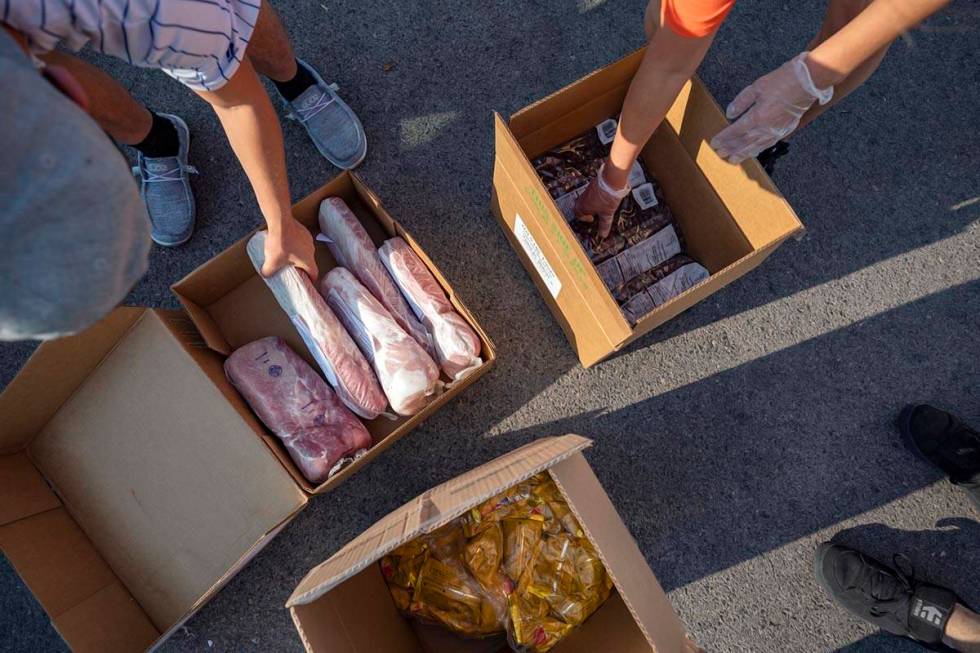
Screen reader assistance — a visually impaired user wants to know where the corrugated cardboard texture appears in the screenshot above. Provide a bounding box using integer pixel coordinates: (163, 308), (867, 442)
(290, 562), (422, 653)
(173, 172), (496, 495)
(0, 307), (143, 454)
(287, 435), (592, 608)
(492, 48), (803, 367)
(27, 310), (306, 630)
(0, 452), (60, 525)
(492, 115), (630, 365)
(550, 454), (687, 653)
(664, 81), (802, 250)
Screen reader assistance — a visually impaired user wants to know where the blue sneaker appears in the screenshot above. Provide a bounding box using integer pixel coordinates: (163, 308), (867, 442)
(133, 113), (198, 247)
(282, 59), (367, 170)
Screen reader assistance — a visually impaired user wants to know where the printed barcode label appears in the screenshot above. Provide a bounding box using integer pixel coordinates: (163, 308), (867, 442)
(633, 183), (658, 210)
(513, 214), (562, 299)
(596, 119), (618, 145)
(628, 161), (647, 188)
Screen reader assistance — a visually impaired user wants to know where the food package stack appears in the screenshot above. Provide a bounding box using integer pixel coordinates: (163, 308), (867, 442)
(532, 119), (709, 323)
(380, 473), (613, 652)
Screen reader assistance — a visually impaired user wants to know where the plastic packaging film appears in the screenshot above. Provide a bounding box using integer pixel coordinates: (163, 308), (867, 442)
(380, 474), (613, 652)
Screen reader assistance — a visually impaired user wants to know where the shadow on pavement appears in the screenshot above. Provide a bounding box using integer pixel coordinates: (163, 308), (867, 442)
(489, 280), (980, 594)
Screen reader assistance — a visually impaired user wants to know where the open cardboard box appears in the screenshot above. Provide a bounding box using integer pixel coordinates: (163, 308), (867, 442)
(173, 171), (496, 494)
(491, 48), (804, 367)
(0, 174), (494, 651)
(0, 307), (308, 652)
(287, 435), (690, 653)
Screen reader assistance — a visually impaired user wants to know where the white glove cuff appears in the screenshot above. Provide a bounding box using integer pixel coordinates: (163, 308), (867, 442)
(597, 163), (631, 198)
(793, 52), (834, 106)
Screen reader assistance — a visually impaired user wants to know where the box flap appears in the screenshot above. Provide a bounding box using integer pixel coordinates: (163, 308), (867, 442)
(287, 435), (592, 608)
(27, 309), (307, 630)
(492, 114), (631, 367)
(664, 79), (804, 249)
(0, 307), (144, 454)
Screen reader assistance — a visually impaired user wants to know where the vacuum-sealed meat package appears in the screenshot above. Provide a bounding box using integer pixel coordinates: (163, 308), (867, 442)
(378, 237), (483, 380)
(318, 197), (434, 357)
(224, 337), (372, 484)
(246, 231), (387, 420)
(617, 255), (711, 324)
(321, 267), (440, 416)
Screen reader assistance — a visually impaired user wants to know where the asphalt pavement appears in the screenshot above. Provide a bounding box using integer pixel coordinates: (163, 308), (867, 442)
(2, 1), (979, 651)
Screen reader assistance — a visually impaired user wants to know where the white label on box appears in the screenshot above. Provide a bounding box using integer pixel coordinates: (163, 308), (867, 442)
(553, 184), (588, 222)
(632, 183), (658, 210)
(596, 119), (618, 145)
(628, 161), (647, 188)
(514, 214), (562, 299)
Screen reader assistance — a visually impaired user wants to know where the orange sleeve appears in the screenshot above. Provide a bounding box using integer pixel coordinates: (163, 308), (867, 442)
(662, 0), (736, 38)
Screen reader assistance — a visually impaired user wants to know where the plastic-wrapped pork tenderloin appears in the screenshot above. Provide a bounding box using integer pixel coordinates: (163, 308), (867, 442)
(225, 337), (373, 484)
(321, 267), (440, 416)
(317, 198), (435, 358)
(246, 231), (388, 420)
(378, 237), (482, 380)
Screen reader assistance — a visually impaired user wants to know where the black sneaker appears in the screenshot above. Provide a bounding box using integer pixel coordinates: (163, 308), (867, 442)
(756, 140), (790, 176)
(898, 404), (980, 510)
(815, 543), (961, 652)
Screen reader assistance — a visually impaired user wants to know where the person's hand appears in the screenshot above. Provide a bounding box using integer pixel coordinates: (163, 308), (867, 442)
(574, 164), (631, 239)
(710, 52), (834, 164)
(261, 217), (318, 279)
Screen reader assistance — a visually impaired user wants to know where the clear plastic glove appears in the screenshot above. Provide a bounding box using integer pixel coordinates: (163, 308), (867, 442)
(574, 164), (631, 239)
(710, 52), (833, 164)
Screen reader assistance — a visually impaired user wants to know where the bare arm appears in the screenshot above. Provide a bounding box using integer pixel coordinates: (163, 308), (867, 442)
(604, 25), (716, 188)
(195, 57), (317, 279)
(805, 0), (950, 88)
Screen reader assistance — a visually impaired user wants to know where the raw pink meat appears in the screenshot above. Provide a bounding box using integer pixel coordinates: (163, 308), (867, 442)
(320, 268), (440, 417)
(225, 337), (373, 484)
(378, 238), (483, 380)
(318, 198), (435, 358)
(247, 231), (388, 420)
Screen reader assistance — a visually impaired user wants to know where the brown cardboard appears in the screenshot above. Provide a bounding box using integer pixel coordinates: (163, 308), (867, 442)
(173, 171), (496, 495)
(288, 435), (689, 653)
(491, 48), (803, 367)
(0, 308), (308, 652)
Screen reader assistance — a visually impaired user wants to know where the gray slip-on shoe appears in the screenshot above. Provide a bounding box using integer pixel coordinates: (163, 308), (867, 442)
(282, 59), (367, 170)
(133, 113), (198, 247)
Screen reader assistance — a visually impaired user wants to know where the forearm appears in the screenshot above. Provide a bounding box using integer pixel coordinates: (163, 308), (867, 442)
(197, 57), (292, 234)
(806, 0), (949, 87)
(606, 28), (714, 188)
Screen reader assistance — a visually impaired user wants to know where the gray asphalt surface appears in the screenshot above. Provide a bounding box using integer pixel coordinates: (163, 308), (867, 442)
(2, 1), (979, 652)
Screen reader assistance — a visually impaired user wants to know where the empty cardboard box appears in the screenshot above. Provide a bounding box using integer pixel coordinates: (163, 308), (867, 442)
(173, 171), (496, 494)
(491, 48), (804, 367)
(287, 435), (690, 653)
(0, 308), (308, 652)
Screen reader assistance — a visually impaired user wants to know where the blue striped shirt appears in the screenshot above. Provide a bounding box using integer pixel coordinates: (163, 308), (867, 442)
(2, 0), (259, 90)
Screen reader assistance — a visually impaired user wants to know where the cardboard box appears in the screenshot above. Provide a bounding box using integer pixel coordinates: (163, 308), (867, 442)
(173, 171), (496, 494)
(0, 307), (308, 652)
(491, 48), (804, 367)
(1, 174), (494, 652)
(287, 435), (690, 653)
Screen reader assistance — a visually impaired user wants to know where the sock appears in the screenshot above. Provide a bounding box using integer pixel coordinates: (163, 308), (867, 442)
(273, 60), (316, 101)
(133, 112), (180, 158)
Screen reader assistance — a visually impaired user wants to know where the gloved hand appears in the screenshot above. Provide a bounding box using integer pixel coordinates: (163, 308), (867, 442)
(574, 164), (631, 239)
(710, 52), (834, 164)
